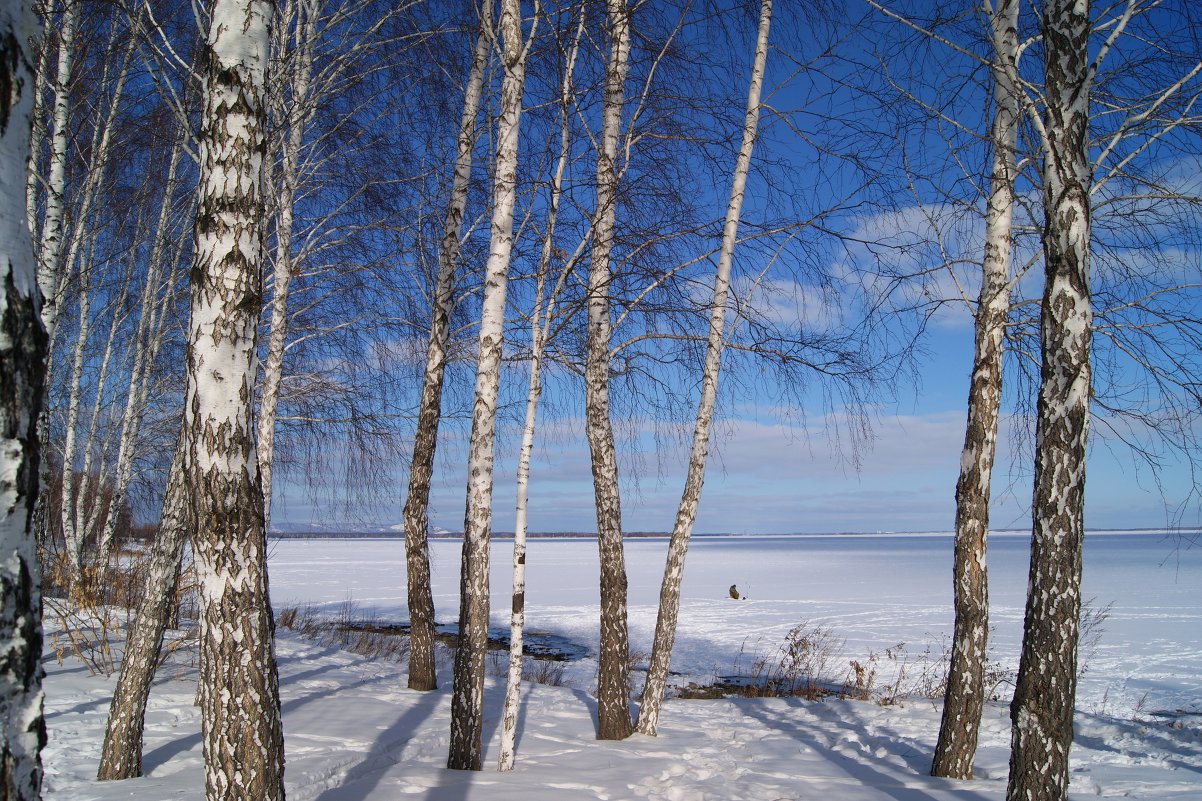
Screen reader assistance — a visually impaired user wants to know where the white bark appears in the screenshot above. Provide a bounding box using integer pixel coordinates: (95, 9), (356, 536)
(33, 0), (76, 346)
(24, 1), (48, 262)
(76, 259), (132, 552)
(57, 264), (90, 572)
(448, 0), (528, 772)
(636, 0), (772, 738)
(97, 130), (187, 555)
(403, 0), (492, 694)
(97, 448), (189, 779)
(932, 0), (1019, 778)
(1, 3), (48, 797)
(587, 0), (634, 743)
(53, 20), (138, 578)
(498, 9), (584, 771)
(258, 0), (317, 535)
(1007, 1), (1093, 799)
(184, 2), (285, 798)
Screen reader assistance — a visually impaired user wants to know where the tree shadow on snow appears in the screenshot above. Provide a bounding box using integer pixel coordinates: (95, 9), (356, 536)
(417, 683), (594, 801)
(738, 698), (995, 801)
(141, 660), (396, 775)
(313, 691), (443, 801)
(1073, 713), (1202, 777)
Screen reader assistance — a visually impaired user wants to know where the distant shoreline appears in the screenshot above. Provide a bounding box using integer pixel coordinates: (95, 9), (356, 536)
(267, 527), (1197, 540)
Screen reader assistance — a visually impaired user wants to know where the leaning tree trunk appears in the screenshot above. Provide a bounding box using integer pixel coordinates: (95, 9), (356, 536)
(184, 2), (285, 799)
(931, 0), (1019, 780)
(1, 5), (49, 798)
(586, 0), (634, 743)
(447, 0), (527, 772)
(97, 448), (190, 780)
(1006, 2), (1092, 800)
(402, 0), (492, 693)
(636, 0), (771, 738)
(497, 11), (583, 770)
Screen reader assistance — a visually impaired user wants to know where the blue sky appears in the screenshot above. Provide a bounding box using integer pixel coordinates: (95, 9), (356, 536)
(272, 330), (1199, 535)
(270, 1), (1201, 536)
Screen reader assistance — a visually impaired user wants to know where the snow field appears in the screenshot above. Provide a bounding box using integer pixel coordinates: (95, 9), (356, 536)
(40, 531), (1201, 799)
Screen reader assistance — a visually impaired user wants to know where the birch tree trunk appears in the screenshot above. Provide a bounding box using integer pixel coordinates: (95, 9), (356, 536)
(402, 0), (492, 694)
(1006, 1), (1092, 799)
(635, 0), (771, 738)
(58, 264), (90, 573)
(53, 19), (137, 579)
(96, 129), (187, 555)
(76, 258), (131, 553)
(498, 11), (584, 770)
(184, 1), (285, 798)
(257, 0), (316, 537)
(1, 5), (49, 798)
(33, 0), (76, 347)
(97, 448), (190, 780)
(931, 0), (1019, 779)
(447, 0), (527, 772)
(587, 0), (634, 743)
(23, 4), (47, 258)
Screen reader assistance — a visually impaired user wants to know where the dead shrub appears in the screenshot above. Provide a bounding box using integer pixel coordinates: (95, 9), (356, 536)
(717, 621), (844, 700)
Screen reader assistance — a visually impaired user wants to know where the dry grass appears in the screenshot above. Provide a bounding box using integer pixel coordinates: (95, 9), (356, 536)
(674, 621), (1024, 707)
(43, 549), (199, 677)
(486, 650), (567, 687)
(275, 601), (412, 664)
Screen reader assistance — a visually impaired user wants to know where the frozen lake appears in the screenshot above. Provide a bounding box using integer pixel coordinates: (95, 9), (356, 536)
(267, 530), (1201, 719)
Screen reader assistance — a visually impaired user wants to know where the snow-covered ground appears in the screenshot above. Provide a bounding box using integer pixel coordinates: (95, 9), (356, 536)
(43, 531), (1202, 799)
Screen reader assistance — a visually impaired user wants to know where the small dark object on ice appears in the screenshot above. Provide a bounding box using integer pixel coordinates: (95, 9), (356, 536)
(729, 584), (745, 600)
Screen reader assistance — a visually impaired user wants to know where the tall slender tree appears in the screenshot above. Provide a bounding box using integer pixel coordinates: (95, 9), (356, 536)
(1, 3), (49, 798)
(636, 0), (773, 738)
(402, 0), (492, 693)
(257, 0), (318, 537)
(31, 0), (75, 348)
(447, 0), (528, 772)
(586, 0), (634, 742)
(184, 0), (285, 798)
(95, 121), (188, 556)
(931, 0), (1020, 779)
(498, 7), (585, 770)
(1007, 0), (1092, 798)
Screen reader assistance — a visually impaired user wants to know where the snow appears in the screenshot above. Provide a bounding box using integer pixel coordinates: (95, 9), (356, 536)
(42, 531), (1202, 799)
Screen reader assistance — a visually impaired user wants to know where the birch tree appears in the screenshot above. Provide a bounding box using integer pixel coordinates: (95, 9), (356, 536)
(1, 3), (48, 797)
(96, 449), (190, 780)
(256, 0), (425, 533)
(257, 0), (318, 537)
(31, 0), (75, 348)
(635, 0), (772, 738)
(587, 0), (634, 742)
(1006, 0), (1092, 796)
(95, 124), (189, 556)
(40, 5), (145, 579)
(402, 0), (492, 694)
(931, 0), (1020, 779)
(184, 0), (285, 798)
(447, 0), (528, 772)
(498, 6), (584, 770)
(862, 0), (1202, 781)
(252, 0), (443, 538)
